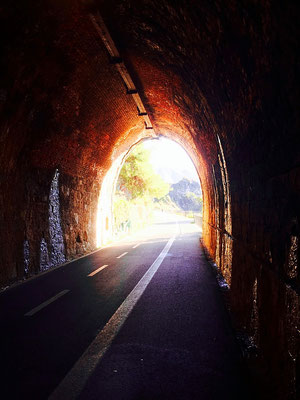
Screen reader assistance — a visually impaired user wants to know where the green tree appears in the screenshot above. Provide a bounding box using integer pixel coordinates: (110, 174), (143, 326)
(113, 195), (130, 229)
(118, 146), (169, 200)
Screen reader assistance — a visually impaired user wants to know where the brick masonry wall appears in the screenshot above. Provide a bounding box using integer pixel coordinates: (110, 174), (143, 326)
(100, 1), (299, 397)
(0, 1), (299, 398)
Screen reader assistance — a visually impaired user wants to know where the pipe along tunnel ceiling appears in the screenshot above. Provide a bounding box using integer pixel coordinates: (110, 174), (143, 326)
(0, 1), (299, 398)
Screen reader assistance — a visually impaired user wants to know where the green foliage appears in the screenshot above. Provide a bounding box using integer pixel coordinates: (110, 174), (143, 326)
(186, 191), (203, 205)
(113, 195), (130, 229)
(196, 196), (203, 206)
(113, 144), (170, 234)
(118, 145), (169, 200)
(186, 191), (195, 199)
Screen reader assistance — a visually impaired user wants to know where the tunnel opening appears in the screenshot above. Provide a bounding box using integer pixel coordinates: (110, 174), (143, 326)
(0, 2), (298, 397)
(96, 136), (203, 247)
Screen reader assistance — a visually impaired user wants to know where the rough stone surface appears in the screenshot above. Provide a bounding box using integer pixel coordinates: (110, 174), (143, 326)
(0, 1), (299, 398)
(169, 178), (202, 212)
(49, 169), (65, 267)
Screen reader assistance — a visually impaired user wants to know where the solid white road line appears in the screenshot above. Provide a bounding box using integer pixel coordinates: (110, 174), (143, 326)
(24, 290), (70, 317)
(49, 235), (176, 400)
(132, 243), (141, 249)
(116, 252), (128, 259)
(87, 265), (109, 277)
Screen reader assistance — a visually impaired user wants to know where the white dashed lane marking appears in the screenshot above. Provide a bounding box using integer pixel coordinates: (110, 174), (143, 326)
(88, 265), (109, 277)
(49, 235), (175, 400)
(116, 252), (128, 259)
(24, 289), (70, 317)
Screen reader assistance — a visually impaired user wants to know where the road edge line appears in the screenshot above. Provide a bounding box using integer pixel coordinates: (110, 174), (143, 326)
(48, 235), (175, 400)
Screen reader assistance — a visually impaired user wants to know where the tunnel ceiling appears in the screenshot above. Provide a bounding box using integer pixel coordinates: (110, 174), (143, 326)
(98, 0), (300, 173)
(1, 0), (299, 179)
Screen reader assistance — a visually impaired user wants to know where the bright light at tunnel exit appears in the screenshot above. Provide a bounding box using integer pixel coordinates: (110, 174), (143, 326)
(143, 137), (199, 183)
(96, 136), (201, 248)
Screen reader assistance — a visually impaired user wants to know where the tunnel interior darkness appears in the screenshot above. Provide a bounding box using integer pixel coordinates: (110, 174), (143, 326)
(0, 1), (299, 398)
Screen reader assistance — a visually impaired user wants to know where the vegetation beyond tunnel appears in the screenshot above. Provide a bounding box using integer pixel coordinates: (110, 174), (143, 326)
(0, 1), (299, 399)
(110, 139), (202, 240)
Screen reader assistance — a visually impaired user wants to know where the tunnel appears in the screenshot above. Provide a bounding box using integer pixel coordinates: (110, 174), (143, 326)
(0, 1), (299, 399)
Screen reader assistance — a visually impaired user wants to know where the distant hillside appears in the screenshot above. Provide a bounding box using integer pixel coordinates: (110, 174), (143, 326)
(154, 165), (198, 183)
(169, 178), (202, 212)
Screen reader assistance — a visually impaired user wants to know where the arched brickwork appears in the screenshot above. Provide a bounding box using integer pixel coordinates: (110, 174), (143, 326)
(0, 1), (299, 398)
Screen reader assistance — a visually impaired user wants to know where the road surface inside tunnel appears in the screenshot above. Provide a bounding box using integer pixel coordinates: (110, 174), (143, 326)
(0, 213), (250, 400)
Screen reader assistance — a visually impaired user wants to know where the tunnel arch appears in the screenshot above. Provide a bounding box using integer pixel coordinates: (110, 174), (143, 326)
(95, 132), (207, 247)
(0, 1), (299, 397)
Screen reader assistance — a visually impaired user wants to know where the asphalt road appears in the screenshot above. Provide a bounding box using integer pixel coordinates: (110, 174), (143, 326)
(0, 214), (251, 399)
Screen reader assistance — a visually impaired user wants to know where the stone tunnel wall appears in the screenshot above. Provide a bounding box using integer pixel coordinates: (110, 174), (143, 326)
(99, 1), (300, 397)
(0, 1), (146, 283)
(0, 1), (299, 398)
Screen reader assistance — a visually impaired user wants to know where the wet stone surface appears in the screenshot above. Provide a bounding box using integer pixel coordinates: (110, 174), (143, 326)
(49, 169), (66, 268)
(40, 238), (50, 272)
(23, 240), (30, 275)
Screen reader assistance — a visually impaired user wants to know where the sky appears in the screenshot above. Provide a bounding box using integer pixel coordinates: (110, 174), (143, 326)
(142, 137), (199, 184)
